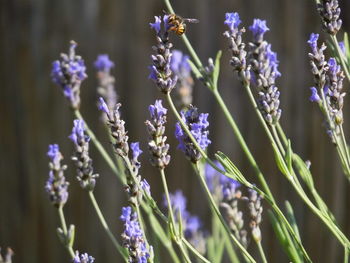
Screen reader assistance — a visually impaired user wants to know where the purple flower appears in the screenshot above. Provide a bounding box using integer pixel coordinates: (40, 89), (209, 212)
(249, 19), (269, 43)
(309, 87), (321, 102)
(98, 97), (109, 115)
(167, 190), (187, 216)
(307, 33), (319, 53)
(120, 206), (151, 263)
(45, 144), (69, 207)
(224, 12), (241, 32)
(140, 179), (151, 196)
(69, 119), (86, 145)
(94, 54), (115, 72)
(266, 44), (281, 77)
(317, 0), (342, 35)
(150, 16), (162, 34)
(175, 106), (211, 162)
(130, 142), (143, 163)
(73, 251), (95, 263)
(149, 100), (167, 120)
(51, 41), (87, 109)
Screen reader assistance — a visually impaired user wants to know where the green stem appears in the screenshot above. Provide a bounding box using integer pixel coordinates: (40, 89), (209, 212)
(330, 35), (350, 84)
(256, 241), (268, 263)
(57, 206), (75, 258)
(345, 246), (349, 263)
(88, 191), (128, 260)
(160, 169), (177, 231)
(193, 163), (256, 262)
(182, 238), (210, 263)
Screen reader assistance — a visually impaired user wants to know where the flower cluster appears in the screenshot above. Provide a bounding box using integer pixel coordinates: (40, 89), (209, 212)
(51, 41), (87, 109)
(175, 105), (211, 163)
(325, 58), (345, 125)
(205, 164), (247, 247)
(120, 206), (151, 263)
(223, 12), (250, 83)
(308, 33), (327, 103)
(99, 97), (129, 157)
(247, 189), (263, 242)
(73, 251), (95, 263)
(145, 100), (171, 169)
(94, 54), (118, 118)
(248, 19), (282, 125)
(166, 191), (207, 254)
(170, 50), (194, 108)
(308, 34), (346, 132)
(69, 119), (99, 191)
(45, 144), (69, 207)
(0, 247), (14, 263)
(149, 15), (178, 94)
(317, 0), (342, 35)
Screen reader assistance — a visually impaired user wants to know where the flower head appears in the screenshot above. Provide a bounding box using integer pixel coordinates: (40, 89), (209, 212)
(94, 54), (115, 72)
(51, 41), (87, 109)
(149, 15), (178, 93)
(224, 12), (242, 32)
(249, 19), (269, 43)
(317, 0), (342, 35)
(120, 206), (151, 263)
(308, 33), (319, 53)
(175, 106), (211, 162)
(69, 120), (98, 191)
(146, 100), (171, 169)
(73, 251), (95, 263)
(45, 144), (69, 207)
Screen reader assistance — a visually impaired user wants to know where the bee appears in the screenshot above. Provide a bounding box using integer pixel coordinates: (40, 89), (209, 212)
(166, 13), (199, 35)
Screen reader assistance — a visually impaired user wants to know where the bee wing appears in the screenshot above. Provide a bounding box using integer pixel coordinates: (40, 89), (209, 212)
(183, 18), (199, 24)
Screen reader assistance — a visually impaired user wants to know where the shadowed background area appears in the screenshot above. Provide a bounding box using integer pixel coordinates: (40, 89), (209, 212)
(1, 0), (350, 262)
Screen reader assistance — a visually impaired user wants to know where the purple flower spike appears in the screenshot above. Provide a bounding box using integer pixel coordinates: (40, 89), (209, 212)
(175, 106), (211, 162)
(224, 12), (241, 32)
(309, 87), (321, 102)
(339, 41), (346, 55)
(249, 19), (269, 43)
(120, 206), (151, 263)
(69, 120), (98, 191)
(146, 99), (171, 169)
(51, 41), (87, 109)
(45, 144), (69, 207)
(94, 54), (115, 72)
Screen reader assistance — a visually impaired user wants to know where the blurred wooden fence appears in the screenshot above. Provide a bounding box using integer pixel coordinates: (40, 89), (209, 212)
(0, 0), (349, 262)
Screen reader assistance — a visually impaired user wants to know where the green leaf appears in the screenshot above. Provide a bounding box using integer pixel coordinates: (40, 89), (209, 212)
(344, 32), (349, 66)
(67, 224), (75, 247)
(148, 213), (170, 246)
(292, 153), (314, 188)
(272, 145), (290, 178)
(285, 201), (301, 242)
(212, 50), (222, 91)
(286, 140), (293, 172)
(215, 151), (250, 186)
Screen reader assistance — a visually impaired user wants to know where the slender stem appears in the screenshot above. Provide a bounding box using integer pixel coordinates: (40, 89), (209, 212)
(331, 35), (350, 83)
(160, 169), (176, 230)
(57, 206), (75, 258)
(88, 191), (128, 260)
(74, 110), (124, 182)
(193, 163), (256, 262)
(272, 126), (285, 156)
(344, 246), (349, 263)
(256, 241), (268, 263)
(182, 238), (210, 263)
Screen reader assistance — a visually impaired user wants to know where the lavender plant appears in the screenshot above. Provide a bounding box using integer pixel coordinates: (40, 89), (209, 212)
(44, 0), (350, 262)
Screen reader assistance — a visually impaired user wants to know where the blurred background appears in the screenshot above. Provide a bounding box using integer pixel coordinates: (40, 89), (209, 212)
(1, 0), (350, 262)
